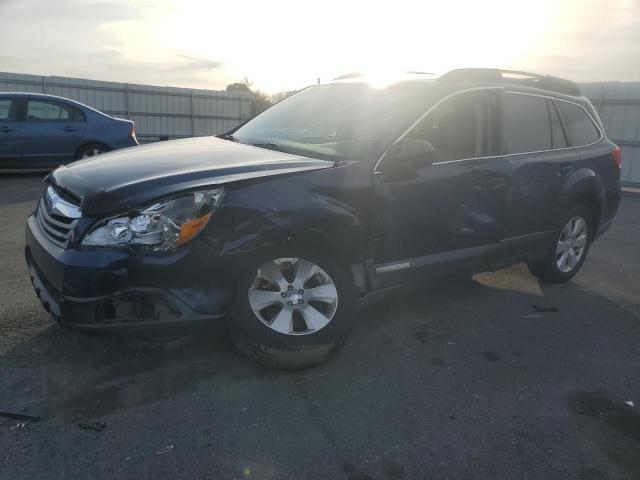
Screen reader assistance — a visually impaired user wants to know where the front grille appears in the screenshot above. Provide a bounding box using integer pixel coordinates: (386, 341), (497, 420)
(36, 186), (81, 248)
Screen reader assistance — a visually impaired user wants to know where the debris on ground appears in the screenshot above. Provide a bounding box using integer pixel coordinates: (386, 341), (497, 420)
(533, 305), (559, 313)
(0, 411), (40, 422)
(625, 400), (634, 407)
(155, 444), (174, 455)
(78, 422), (106, 431)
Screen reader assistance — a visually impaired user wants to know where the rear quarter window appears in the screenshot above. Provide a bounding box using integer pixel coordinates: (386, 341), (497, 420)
(72, 107), (86, 122)
(557, 101), (600, 146)
(502, 93), (552, 154)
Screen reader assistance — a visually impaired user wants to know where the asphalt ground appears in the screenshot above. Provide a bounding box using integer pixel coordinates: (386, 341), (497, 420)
(1, 173), (639, 480)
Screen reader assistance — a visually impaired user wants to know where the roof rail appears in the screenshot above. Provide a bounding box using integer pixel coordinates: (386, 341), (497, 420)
(333, 71), (435, 81)
(333, 72), (364, 80)
(438, 68), (581, 96)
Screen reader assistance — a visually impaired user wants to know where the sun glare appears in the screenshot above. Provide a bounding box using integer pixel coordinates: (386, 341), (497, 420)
(105, 0), (556, 92)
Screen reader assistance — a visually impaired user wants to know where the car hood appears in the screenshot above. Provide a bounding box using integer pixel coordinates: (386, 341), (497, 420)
(50, 136), (332, 216)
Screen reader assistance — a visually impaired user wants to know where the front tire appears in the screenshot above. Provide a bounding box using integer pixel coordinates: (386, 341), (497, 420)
(229, 251), (357, 369)
(527, 203), (593, 283)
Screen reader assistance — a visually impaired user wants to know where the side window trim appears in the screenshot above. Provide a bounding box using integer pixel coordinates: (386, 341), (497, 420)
(545, 98), (568, 149)
(25, 99), (80, 123)
(507, 91), (603, 147)
(374, 86), (504, 172)
(549, 98), (569, 148)
(545, 99), (555, 147)
(374, 87), (605, 172)
(438, 91), (603, 162)
(555, 97), (603, 147)
(0, 98), (17, 122)
(551, 99), (568, 137)
(14, 98), (27, 122)
(73, 107), (86, 122)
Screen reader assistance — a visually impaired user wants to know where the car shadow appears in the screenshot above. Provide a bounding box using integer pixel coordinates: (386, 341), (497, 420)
(1, 263), (640, 478)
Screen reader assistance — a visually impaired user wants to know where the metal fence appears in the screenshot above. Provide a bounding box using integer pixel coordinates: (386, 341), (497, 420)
(0, 71), (252, 143)
(580, 82), (640, 186)
(2, 72), (639, 185)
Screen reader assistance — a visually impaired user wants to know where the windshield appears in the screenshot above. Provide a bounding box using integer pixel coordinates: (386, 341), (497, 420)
(232, 82), (431, 161)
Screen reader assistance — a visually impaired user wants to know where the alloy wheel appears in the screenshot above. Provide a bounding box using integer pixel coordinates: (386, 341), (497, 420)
(82, 148), (104, 158)
(556, 216), (588, 273)
(248, 257), (338, 335)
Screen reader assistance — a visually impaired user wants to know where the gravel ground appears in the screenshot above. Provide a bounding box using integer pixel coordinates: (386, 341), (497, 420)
(1, 174), (639, 480)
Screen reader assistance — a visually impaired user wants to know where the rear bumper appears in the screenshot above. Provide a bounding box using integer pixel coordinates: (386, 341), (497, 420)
(113, 137), (139, 149)
(25, 215), (230, 336)
(595, 182), (621, 240)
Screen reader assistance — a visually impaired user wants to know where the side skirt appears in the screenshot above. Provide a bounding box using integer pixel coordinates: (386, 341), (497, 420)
(368, 231), (554, 291)
(369, 243), (500, 290)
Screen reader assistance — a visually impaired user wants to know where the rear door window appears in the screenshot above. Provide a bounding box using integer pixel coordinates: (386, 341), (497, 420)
(26, 100), (83, 122)
(557, 101), (600, 146)
(502, 93), (551, 154)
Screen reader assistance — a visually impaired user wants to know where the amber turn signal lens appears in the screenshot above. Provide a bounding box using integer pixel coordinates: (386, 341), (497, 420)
(176, 213), (212, 246)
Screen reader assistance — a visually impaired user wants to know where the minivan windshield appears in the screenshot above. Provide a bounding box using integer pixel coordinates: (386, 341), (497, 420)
(231, 82), (432, 161)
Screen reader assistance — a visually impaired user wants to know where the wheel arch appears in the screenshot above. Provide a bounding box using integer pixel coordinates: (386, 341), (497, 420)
(561, 168), (604, 237)
(73, 141), (112, 159)
(214, 167), (372, 293)
(286, 228), (369, 294)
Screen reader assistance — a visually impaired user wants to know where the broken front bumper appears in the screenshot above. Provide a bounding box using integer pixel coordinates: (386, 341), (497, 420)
(25, 214), (230, 336)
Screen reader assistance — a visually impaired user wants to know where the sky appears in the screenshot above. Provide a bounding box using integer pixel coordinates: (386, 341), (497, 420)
(1, 0), (639, 93)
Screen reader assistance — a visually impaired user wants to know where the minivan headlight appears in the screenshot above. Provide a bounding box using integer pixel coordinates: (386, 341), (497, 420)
(82, 188), (224, 251)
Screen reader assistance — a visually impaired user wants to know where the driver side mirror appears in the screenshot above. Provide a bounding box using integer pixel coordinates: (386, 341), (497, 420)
(379, 138), (437, 177)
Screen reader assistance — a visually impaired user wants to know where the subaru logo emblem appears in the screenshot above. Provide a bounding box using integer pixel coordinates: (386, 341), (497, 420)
(45, 188), (58, 213)
(43, 186), (82, 219)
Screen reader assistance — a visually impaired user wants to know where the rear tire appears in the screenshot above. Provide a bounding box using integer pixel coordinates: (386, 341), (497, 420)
(229, 250), (357, 369)
(74, 143), (110, 160)
(527, 203), (593, 283)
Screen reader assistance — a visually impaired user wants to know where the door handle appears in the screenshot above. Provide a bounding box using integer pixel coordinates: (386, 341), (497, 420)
(0, 126), (16, 133)
(556, 165), (574, 177)
(62, 126), (78, 132)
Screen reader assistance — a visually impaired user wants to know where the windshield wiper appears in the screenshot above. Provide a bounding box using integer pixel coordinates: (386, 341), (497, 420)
(246, 142), (298, 155)
(220, 134), (291, 155)
(217, 132), (238, 142)
(219, 133), (284, 151)
(249, 142), (283, 151)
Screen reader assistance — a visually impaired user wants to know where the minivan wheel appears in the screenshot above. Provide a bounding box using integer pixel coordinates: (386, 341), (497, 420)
(229, 252), (357, 369)
(527, 203), (593, 283)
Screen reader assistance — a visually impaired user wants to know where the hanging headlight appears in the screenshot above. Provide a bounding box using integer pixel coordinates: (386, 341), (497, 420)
(82, 188), (224, 251)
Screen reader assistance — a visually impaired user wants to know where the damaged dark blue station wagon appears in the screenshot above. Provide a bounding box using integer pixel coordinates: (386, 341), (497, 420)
(25, 69), (621, 368)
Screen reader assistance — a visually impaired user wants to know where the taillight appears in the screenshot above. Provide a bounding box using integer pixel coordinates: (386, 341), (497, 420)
(612, 145), (622, 169)
(130, 125), (137, 141)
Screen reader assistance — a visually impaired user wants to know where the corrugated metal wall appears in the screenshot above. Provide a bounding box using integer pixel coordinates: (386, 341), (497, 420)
(0, 71), (252, 143)
(580, 82), (640, 186)
(1, 72), (638, 185)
